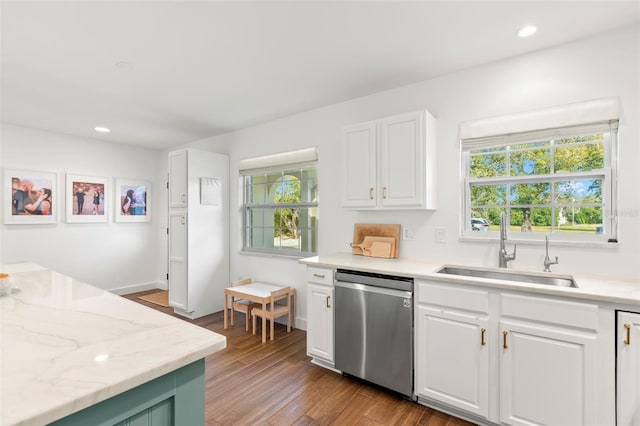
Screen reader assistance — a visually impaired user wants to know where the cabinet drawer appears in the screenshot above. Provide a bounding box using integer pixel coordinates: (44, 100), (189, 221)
(418, 281), (489, 314)
(307, 267), (333, 285)
(501, 293), (598, 331)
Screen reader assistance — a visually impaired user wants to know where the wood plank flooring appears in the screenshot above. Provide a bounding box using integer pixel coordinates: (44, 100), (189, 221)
(125, 290), (477, 426)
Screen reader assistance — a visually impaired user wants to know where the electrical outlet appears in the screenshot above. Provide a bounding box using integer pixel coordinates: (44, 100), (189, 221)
(436, 227), (447, 243)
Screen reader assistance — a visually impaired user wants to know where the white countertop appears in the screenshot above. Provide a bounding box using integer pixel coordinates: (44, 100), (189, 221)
(0, 263), (226, 426)
(301, 253), (640, 307)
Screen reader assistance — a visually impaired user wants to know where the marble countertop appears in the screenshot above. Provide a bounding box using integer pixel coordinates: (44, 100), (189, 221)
(301, 253), (640, 307)
(0, 263), (226, 426)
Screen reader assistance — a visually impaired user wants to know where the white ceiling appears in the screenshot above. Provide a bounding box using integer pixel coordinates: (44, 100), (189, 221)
(1, 1), (638, 150)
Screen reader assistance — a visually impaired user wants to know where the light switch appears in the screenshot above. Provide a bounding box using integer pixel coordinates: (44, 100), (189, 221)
(436, 227), (447, 243)
(403, 227), (415, 240)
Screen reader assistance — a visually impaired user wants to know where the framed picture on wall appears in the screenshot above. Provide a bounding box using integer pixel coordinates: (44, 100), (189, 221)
(3, 168), (57, 224)
(66, 174), (109, 223)
(114, 178), (151, 222)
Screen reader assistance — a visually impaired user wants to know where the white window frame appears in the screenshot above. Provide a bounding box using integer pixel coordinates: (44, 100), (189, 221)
(459, 99), (620, 245)
(240, 148), (318, 258)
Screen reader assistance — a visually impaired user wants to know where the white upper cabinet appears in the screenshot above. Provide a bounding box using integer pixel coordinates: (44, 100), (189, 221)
(380, 111), (435, 208)
(342, 121), (377, 208)
(341, 110), (437, 210)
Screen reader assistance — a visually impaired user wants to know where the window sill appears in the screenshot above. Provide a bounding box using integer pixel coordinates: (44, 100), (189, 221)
(459, 235), (619, 248)
(238, 249), (316, 260)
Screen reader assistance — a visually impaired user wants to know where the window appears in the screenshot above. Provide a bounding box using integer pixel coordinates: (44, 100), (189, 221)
(240, 148), (318, 257)
(460, 99), (619, 243)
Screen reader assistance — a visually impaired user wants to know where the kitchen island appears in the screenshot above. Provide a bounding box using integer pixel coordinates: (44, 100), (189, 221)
(0, 263), (226, 426)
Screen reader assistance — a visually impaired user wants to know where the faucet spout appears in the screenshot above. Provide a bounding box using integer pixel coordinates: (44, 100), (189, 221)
(499, 212), (516, 268)
(543, 234), (559, 272)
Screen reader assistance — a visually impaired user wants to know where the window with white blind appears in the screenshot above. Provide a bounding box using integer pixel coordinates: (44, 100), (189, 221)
(240, 148), (318, 257)
(460, 98), (619, 243)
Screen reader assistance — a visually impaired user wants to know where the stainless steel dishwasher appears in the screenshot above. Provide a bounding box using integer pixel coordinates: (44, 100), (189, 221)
(334, 269), (414, 398)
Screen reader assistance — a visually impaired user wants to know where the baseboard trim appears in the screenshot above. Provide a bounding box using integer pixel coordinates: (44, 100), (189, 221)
(416, 396), (495, 426)
(310, 358), (341, 374)
(109, 281), (166, 296)
(293, 317), (306, 331)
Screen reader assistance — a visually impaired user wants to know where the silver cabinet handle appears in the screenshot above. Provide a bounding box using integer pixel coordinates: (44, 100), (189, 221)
(326, 295), (331, 308)
(313, 273), (325, 278)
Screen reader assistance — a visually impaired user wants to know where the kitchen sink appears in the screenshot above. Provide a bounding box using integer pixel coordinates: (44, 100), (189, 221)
(436, 265), (578, 288)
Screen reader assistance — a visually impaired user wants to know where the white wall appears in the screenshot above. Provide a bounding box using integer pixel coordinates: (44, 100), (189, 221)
(179, 25), (639, 329)
(1, 124), (165, 292)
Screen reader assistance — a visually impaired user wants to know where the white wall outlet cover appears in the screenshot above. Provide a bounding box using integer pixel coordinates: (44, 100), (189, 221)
(436, 228), (447, 243)
(402, 227), (415, 240)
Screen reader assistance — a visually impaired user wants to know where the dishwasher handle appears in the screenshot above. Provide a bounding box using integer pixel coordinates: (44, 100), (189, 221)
(335, 280), (412, 299)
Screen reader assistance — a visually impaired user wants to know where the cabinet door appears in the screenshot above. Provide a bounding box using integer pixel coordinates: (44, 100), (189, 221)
(499, 320), (597, 426)
(342, 121), (377, 208)
(168, 212), (188, 311)
(618, 311), (640, 426)
(380, 111), (424, 208)
(168, 150), (188, 208)
(416, 305), (489, 418)
(306, 283), (334, 363)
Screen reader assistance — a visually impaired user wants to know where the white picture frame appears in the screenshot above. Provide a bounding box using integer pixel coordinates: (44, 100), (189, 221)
(114, 178), (151, 223)
(66, 174), (109, 223)
(3, 168), (57, 224)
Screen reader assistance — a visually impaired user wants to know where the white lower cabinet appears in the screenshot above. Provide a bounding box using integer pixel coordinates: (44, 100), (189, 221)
(416, 279), (607, 426)
(306, 267), (334, 367)
(416, 282), (490, 419)
(499, 319), (597, 425)
(617, 311), (640, 425)
(498, 293), (600, 426)
(417, 306), (490, 418)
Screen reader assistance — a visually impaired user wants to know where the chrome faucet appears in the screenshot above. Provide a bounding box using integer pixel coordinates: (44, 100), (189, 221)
(499, 212), (516, 268)
(543, 234), (559, 272)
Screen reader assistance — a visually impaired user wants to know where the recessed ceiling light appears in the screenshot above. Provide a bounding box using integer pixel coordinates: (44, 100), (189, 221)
(518, 25), (537, 38)
(115, 61), (132, 70)
(94, 126), (111, 133)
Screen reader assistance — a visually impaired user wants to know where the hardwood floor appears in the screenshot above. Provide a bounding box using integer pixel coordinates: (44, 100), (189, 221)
(126, 290), (477, 426)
